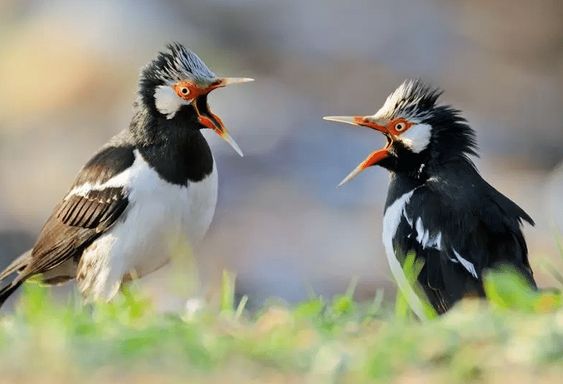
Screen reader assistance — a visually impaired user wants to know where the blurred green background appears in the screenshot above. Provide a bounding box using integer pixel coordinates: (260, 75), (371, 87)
(0, 0), (562, 308)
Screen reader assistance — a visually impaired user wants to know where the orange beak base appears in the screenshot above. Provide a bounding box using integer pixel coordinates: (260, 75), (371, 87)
(193, 95), (244, 157)
(323, 115), (392, 186)
(337, 146), (390, 186)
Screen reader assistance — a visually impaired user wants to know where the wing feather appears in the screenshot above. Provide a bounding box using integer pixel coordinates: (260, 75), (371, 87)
(3, 145), (135, 285)
(395, 164), (534, 312)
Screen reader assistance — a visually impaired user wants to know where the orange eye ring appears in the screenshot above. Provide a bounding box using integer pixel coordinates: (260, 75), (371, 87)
(388, 118), (411, 134)
(174, 82), (197, 100)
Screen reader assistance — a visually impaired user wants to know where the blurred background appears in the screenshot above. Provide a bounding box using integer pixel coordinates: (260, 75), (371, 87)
(0, 0), (561, 306)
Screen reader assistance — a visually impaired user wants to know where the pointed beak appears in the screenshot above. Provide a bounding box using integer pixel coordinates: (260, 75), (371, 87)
(219, 130), (244, 157)
(194, 95), (244, 157)
(337, 148), (390, 186)
(190, 76), (253, 156)
(323, 115), (391, 186)
(322, 116), (364, 126)
(216, 77), (255, 87)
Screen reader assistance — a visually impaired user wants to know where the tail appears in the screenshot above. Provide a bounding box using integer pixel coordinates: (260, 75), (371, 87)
(0, 280), (24, 308)
(418, 249), (486, 314)
(0, 249), (32, 308)
(0, 250), (31, 281)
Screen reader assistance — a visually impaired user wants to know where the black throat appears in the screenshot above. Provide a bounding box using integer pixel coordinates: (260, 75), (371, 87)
(381, 106), (478, 182)
(129, 102), (214, 186)
(379, 141), (430, 180)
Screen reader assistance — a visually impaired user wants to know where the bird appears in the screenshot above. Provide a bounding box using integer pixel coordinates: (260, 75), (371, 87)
(0, 42), (253, 307)
(324, 79), (536, 318)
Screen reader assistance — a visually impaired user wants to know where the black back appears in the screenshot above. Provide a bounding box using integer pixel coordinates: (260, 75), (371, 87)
(386, 159), (535, 313)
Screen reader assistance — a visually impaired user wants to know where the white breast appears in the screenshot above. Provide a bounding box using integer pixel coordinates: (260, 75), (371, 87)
(382, 189), (427, 320)
(77, 150), (218, 301)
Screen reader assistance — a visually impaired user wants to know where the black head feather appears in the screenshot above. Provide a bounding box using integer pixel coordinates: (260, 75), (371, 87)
(376, 80), (479, 175)
(128, 44), (215, 162)
(426, 105), (479, 165)
(137, 43), (216, 113)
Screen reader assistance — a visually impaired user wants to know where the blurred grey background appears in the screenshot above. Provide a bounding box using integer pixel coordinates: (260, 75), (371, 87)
(0, 0), (562, 305)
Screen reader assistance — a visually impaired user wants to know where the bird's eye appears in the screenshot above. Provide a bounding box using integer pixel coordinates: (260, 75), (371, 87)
(395, 122), (406, 131)
(180, 87), (189, 95)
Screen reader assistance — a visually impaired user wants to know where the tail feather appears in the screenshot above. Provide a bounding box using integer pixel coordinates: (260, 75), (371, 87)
(0, 280), (23, 308)
(0, 250), (31, 281)
(0, 249), (31, 308)
(418, 249), (486, 314)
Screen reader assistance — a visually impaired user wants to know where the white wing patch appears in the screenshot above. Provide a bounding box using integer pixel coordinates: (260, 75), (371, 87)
(402, 209), (413, 226)
(429, 232), (442, 250)
(415, 217), (428, 245)
(452, 249), (478, 278)
(414, 217), (442, 250)
(66, 153), (146, 199)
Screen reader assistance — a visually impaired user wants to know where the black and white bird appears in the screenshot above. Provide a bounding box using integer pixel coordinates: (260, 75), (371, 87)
(0, 43), (253, 306)
(324, 79), (536, 318)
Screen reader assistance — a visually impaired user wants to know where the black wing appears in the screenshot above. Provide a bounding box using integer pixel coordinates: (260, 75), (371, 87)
(28, 187), (129, 274)
(0, 145), (135, 301)
(395, 162), (535, 313)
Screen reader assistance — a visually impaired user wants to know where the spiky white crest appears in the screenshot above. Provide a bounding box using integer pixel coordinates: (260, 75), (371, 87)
(142, 42), (216, 85)
(372, 79), (442, 123)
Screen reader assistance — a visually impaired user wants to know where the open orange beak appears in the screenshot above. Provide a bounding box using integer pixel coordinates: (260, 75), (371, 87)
(194, 77), (254, 157)
(323, 115), (391, 186)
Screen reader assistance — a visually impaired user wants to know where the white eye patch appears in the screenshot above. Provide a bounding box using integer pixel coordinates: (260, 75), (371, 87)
(154, 85), (190, 119)
(399, 123), (431, 153)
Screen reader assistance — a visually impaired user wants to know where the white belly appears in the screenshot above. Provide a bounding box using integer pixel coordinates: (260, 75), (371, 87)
(77, 150), (218, 300)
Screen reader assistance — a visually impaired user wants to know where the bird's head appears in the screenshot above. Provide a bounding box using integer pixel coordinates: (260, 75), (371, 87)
(324, 79), (477, 185)
(139, 42), (253, 156)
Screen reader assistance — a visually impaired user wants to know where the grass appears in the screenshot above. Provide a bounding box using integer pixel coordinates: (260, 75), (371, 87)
(0, 268), (561, 383)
